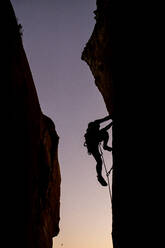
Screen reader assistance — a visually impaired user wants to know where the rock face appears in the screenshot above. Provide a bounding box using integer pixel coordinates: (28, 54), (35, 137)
(2, 1), (61, 247)
(81, 0), (116, 246)
(81, 0), (113, 115)
(82, 1), (152, 248)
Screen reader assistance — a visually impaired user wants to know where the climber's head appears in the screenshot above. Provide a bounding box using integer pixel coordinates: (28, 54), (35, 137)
(88, 121), (100, 131)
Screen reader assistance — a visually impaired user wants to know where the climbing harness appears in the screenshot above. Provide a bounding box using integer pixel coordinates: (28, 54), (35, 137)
(99, 144), (113, 206)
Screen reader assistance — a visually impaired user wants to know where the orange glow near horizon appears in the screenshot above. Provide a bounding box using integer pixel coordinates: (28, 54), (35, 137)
(53, 139), (113, 248)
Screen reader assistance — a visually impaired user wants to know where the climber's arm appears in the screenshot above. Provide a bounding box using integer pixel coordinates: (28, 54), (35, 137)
(100, 121), (113, 132)
(94, 115), (112, 124)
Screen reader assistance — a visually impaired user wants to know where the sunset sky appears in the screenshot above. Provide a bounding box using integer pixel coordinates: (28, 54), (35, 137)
(11, 1), (113, 247)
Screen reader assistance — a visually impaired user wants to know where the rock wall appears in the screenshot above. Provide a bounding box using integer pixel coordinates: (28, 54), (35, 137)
(82, 1), (153, 248)
(81, 0), (113, 115)
(81, 0), (116, 246)
(2, 1), (61, 247)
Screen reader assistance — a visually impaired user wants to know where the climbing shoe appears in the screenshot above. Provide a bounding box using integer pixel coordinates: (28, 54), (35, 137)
(97, 175), (108, 186)
(103, 145), (113, 151)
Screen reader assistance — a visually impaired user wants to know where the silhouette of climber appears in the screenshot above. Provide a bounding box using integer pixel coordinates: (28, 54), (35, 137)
(84, 115), (113, 186)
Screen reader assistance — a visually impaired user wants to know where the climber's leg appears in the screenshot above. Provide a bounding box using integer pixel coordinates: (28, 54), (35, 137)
(92, 149), (107, 186)
(92, 149), (102, 175)
(102, 131), (112, 151)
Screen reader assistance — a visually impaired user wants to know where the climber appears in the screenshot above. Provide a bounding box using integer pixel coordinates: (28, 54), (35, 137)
(84, 115), (113, 186)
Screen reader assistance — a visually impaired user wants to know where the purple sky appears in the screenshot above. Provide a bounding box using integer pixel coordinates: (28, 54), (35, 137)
(11, 1), (113, 247)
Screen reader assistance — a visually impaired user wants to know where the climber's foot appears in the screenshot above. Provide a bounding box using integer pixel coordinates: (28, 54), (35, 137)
(97, 175), (108, 186)
(103, 145), (112, 152)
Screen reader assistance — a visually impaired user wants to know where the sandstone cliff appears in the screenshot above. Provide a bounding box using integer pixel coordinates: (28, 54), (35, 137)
(2, 1), (61, 247)
(82, 1), (153, 248)
(81, 0), (116, 246)
(81, 0), (113, 116)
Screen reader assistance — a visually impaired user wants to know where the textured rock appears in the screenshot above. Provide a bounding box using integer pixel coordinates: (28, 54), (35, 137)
(82, 1), (152, 248)
(81, 0), (113, 115)
(2, 1), (61, 247)
(81, 0), (116, 246)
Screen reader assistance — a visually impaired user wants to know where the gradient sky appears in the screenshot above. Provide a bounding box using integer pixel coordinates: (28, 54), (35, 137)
(11, 1), (113, 247)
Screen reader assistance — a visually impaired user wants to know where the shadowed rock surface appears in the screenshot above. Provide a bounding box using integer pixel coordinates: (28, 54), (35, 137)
(82, 1), (156, 247)
(81, 0), (118, 247)
(2, 1), (61, 247)
(81, 0), (113, 116)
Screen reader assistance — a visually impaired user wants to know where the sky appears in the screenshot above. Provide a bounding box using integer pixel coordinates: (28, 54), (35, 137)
(11, 1), (113, 247)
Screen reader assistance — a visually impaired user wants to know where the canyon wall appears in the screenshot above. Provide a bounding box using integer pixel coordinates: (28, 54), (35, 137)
(81, 0), (118, 247)
(81, 0), (115, 238)
(81, 0), (113, 116)
(2, 1), (61, 247)
(82, 1), (153, 247)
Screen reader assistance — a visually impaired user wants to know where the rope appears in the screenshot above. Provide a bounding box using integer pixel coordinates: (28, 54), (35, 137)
(99, 144), (113, 206)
